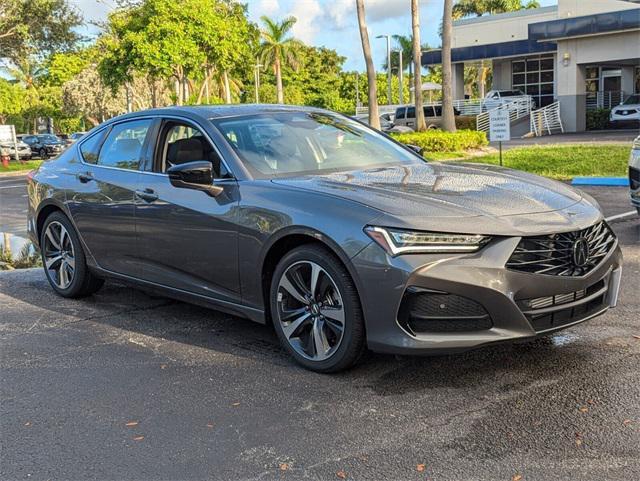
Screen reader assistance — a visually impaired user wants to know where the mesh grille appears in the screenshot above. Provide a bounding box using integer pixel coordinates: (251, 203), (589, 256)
(506, 221), (616, 276)
(398, 290), (492, 334)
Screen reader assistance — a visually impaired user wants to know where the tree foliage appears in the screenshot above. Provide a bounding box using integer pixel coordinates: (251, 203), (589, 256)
(0, 0), (82, 60)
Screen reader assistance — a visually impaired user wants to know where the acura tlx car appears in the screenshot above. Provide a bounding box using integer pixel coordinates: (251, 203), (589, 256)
(27, 105), (623, 372)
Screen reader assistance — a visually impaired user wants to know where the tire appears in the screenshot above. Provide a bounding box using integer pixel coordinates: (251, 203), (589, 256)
(270, 244), (366, 373)
(40, 211), (104, 298)
(39, 148), (47, 159)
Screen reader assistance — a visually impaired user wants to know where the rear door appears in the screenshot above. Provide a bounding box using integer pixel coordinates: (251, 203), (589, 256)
(66, 118), (154, 277)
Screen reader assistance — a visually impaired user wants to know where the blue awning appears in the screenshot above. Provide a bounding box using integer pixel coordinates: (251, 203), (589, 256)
(529, 8), (640, 41)
(421, 39), (556, 66)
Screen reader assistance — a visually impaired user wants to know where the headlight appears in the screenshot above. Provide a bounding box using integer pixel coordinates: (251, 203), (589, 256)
(364, 226), (491, 255)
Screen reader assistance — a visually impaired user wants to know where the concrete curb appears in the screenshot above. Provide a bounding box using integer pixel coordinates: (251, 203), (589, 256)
(571, 177), (629, 186)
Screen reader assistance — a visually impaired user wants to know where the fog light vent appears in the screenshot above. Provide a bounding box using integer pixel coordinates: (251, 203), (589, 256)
(398, 288), (492, 334)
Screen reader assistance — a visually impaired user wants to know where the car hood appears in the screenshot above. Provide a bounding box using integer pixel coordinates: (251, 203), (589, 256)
(271, 162), (602, 236)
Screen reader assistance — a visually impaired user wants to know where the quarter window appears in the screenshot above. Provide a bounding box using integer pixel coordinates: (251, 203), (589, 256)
(97, 119), (152, 170)
(79, 129), (109, 164)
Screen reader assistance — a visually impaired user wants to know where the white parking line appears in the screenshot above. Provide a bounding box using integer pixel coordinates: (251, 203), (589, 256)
(605, 210), (637, 222)
(0, 185), (25, 190)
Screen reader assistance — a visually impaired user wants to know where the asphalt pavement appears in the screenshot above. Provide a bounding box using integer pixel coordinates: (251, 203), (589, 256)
(1, 176), (639, 481)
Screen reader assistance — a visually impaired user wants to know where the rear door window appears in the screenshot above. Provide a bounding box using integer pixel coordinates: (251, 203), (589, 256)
(96, 119), (152, 170)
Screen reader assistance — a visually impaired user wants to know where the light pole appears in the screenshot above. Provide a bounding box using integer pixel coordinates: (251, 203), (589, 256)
(376, 34), (392, 105)
(394, 49), (404, 105)
(254, 58), (263, 103)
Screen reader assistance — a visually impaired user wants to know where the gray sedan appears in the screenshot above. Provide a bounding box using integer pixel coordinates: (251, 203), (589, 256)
(27, 105), (623, 372)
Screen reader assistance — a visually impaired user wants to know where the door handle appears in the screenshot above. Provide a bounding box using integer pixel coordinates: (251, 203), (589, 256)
(78, 173), (94, 183)
(135, 188), (158, 202)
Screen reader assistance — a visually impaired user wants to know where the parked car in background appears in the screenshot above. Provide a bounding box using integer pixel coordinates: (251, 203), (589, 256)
(394, 105), (461, 129)
(27, 105), (622, 372)
(630, 135), (640, 214)
(0, 139), (32, 160)
(610, 95), (640, 124)
(483, 89), (535, 111)
(65, 132), (87, 147)
(353, 114), (412, 134)
(20, 134), (65, 159)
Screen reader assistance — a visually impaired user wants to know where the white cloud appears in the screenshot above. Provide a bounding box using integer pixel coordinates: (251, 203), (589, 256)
(290, 0), (324, 43)
(251, 0), (282, 18)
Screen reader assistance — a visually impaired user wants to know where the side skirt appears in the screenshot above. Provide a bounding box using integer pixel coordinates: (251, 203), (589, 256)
(88, 265), (266, 324)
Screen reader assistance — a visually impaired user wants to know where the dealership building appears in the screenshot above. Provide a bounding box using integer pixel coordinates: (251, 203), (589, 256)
(422, 0), (640, 132)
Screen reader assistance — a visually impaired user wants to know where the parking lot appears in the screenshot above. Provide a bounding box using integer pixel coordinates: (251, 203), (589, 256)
(1, 178), (639, 481)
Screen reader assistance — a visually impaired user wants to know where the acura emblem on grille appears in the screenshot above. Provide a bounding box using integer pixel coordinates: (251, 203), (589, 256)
(572, 238), (590, 267)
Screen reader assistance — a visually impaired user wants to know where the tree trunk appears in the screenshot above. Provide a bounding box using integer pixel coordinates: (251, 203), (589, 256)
(478, 64), (488, 99)
(223, 70), (232, 104)
(174, 78), (181, 105)
(205, 67), (210, 103)
(356, 0), (380, 130)
(411, 0), (426, 131)
(275, 56), (284, 104)
(441, 0), (457, 132)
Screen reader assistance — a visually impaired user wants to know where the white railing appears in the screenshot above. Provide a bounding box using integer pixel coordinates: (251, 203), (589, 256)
(586, 91), (626, 110)
(476, 96), (535, 133)
(356, 99), (496, 117)
(529, 101), (563, 136)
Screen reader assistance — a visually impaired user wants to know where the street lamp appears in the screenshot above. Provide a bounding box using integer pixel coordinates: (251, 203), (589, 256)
(393, 49), (404, 105)
(254, 57), (263, 103)
(376, 34), (392, 105)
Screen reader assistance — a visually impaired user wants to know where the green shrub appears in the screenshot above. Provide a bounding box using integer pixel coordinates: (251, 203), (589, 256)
(455, 115), (476, 130)
(586, 109), (611, 130)
(391, 129), (488, 153)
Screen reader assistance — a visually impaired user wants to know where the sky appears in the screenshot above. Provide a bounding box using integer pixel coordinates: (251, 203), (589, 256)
(71, 0), (557, 71)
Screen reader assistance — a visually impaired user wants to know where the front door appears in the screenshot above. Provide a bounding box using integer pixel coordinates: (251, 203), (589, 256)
(66, 119), (153, 277)
(135, 118), (241, 304)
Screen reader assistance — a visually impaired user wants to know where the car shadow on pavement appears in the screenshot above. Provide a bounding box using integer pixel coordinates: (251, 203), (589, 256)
(1, 268), (598, 388)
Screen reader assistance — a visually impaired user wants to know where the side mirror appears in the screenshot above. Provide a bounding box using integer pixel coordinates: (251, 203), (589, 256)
(404, 144), (424, 156)
(167, 161), (224, 197)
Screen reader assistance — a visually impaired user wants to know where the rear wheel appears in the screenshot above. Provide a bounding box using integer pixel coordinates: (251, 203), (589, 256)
(270, 245), (365, 373)
(40, 211), (104, 298)
(38, 148), (47, 159)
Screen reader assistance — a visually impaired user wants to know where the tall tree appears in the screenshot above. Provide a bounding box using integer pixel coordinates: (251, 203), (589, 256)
(259, 16), (300, 104)
(411, 0), (426, 131)
(356, 0), (380, 129)
(0, 0), (83, 61)
(441, 0), (456, 131)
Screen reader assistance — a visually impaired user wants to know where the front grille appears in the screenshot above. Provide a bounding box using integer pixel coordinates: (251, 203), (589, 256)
(517, 279), (608, 332)
(398, 289), (492, 334)
(506, 221), (616, 276)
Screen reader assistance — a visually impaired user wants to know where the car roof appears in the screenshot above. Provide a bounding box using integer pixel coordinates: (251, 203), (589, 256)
(104, 104), (330, 125)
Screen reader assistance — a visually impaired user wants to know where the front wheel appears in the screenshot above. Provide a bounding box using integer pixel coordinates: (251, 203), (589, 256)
(38, 148), (47, 159)
(40, 211), (104, 298)
(270, 245), (365, 373)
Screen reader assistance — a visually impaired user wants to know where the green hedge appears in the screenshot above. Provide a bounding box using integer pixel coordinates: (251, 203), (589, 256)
(586, 109), (611, 130)
(392, 129), (488, 153)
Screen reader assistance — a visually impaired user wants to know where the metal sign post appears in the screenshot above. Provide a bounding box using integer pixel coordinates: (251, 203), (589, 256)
(489, 110), (510, 167)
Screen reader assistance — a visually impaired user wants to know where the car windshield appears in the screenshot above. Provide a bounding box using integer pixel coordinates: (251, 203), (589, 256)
(623, 95), (640, 105)
(211, 111), (421, 178)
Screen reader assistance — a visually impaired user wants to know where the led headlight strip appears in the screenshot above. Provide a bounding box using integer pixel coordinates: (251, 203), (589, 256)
(364, 226), (491, 255)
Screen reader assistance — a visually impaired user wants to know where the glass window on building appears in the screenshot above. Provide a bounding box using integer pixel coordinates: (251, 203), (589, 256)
(512, 56), (555, 107)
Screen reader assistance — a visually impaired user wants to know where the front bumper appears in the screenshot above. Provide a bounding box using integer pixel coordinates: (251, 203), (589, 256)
(352, 235), (623, 355)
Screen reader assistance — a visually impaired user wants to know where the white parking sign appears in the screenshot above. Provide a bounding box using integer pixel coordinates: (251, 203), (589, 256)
(489, 110), (510, 142)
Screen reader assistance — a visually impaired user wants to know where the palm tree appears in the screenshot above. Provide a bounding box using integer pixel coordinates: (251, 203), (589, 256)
(356, 0), (380, 130)
(453, 0), (540, 18)
(441, 0), (456, 132)
(411, 0), (426, 131)
(259, 16), (300, 104)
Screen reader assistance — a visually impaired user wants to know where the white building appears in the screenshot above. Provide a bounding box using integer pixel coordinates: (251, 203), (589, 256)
(422, 0), (640, 132)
